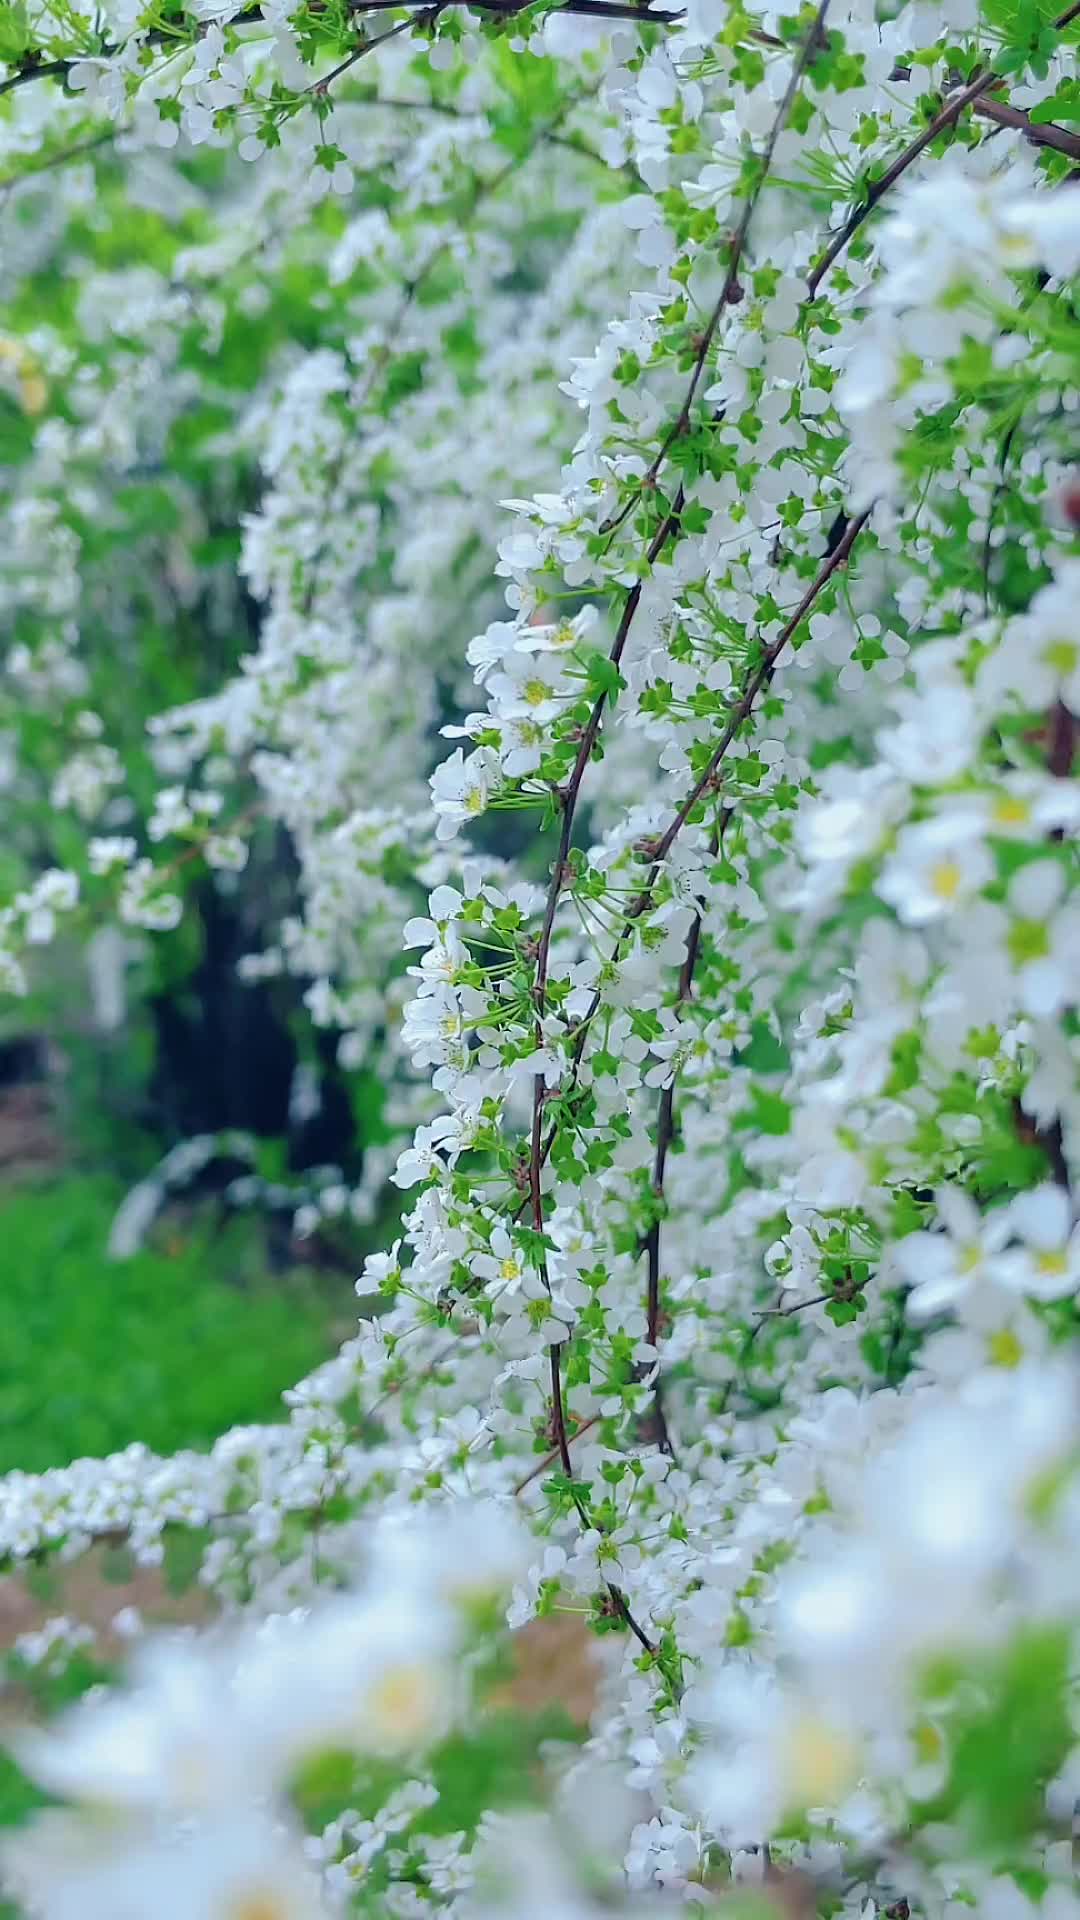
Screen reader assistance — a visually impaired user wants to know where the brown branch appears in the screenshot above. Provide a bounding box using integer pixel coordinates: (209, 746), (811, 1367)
(530, 499), (685, 1030)
(624, 523), (872, 1441)
(0, 55), (72, 98)
(601, 1), (831, 536)
(306, 10), (423, 91)
(543, 1348), (654, 1651)
(653, 507), (872, 863)
(807, 0), (1080, 297)
(524, 497), (685, 1659)
(1047, 699), (1077, 781)
(0, 0), (680, 99)
(520, 4), (833, 1653)
(1006, 691), (1075, 1197)
(530, 0), (831, 1253)
(971, 94), (1080, 159)
(754, 1292), (831, 1320)
(513, 1413), (600, 1494)
(639, 817), (727, 1455)
(1012, 1098), (1072, 1196)
(346, 0), (684, 15)
(533, 508), (873, 1272)
(807, 73), (999, 296)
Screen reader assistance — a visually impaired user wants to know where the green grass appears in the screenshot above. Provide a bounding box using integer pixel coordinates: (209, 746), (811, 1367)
(0, 1175), (348, 1474)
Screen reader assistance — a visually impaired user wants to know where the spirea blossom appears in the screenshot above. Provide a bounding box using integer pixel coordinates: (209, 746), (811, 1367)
(2, 0), (1080, 1917)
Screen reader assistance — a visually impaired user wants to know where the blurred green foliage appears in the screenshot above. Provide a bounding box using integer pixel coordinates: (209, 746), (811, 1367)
(0, 1175), (348, 1473)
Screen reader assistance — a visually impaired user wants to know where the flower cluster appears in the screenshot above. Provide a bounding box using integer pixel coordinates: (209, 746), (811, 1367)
(2, 0), (1080, 1918)
(2, 1506), (530, 1920)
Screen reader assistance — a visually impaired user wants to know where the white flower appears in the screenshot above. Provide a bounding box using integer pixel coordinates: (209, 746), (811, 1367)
(514, 605), (599, 655)
(88, 836), (137, 876)
(11, 1641), (269, 1815)
(2, 1809), (327, 1920)
(686, 1667), (860, 1847)
(981, 562), (1080, 714)
(236, 1596), (458, 1765)
(794, 766), (907, 889)
(877, 814), (993, 925)
(1003, 860), (1080, 1019)
(498, 713), (547, 776)
(429, 748), (498, 841)
(487, 650), (570, 726)
(1000, 189), (1080, 279)
(472, 1224), (528, 1298)
(877, 683), (980, 784)
(1005, 1185), (1080, 1302)
(467, 620), (520, 681)
(893, 1187), (1015, 1321)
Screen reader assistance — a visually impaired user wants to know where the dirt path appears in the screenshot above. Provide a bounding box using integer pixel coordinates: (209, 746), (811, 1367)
(0, 1557), (599, 1724)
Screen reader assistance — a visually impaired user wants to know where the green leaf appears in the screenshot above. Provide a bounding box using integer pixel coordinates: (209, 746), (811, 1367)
(100, 1543), (136, 1584)
(733, 1084), (792, 1136)
(583, 650), (625, 700)
(1029, 81), (1080, 122)
(162, 1525), (208, 1597)
(921, 1627), (1073, 1846)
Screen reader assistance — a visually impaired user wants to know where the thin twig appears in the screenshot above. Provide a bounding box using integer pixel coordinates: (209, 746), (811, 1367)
(981, 417), (1020, 614)
(524, 501), (683, 1657)
(0, 127), (117, 194)
(754, 1292), (831, 1320)
(0, 55), (71, 98)
(653, 507), (872, 863)
(971, 94), (1080, 160)
(0, 0), (680, 99)
(807, 0), (1080, 296)
(306, 11), (421, 91)
(523, 0), (833, 1651)
(639, 816), (726, 1456)
(601, 2), (831, 535)
(513, 1413), (600, 1494)
(342, 0), (682, 16)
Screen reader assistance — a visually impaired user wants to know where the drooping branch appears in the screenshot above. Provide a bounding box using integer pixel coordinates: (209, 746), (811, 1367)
(653, 508), (873, 864)
(519, 0), (833, 1655)
(637, 814), (733, 1455)
(972, 94), (1080, 161)
(807, 0), (1080, 296)
(0, 0), (680, 100)
(601, 1), (832, 536)
(525, 497), (685, 1657)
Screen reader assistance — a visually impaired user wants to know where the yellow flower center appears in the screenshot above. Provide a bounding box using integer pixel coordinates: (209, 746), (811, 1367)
(998, 228), (1034, 265)
(930, 859), (962, 901)
(0, 336), (46, 414)
(1042, 638), (1078, 678)
(231, 1891), (290, 1920)
(782, 1715), (857, 1808)
(988, 1328), (1023, 1369)
(367, 1662), (441, 1744)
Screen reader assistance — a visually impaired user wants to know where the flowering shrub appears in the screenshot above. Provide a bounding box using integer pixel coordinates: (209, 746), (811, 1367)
(2, 0), (1080, 1915)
